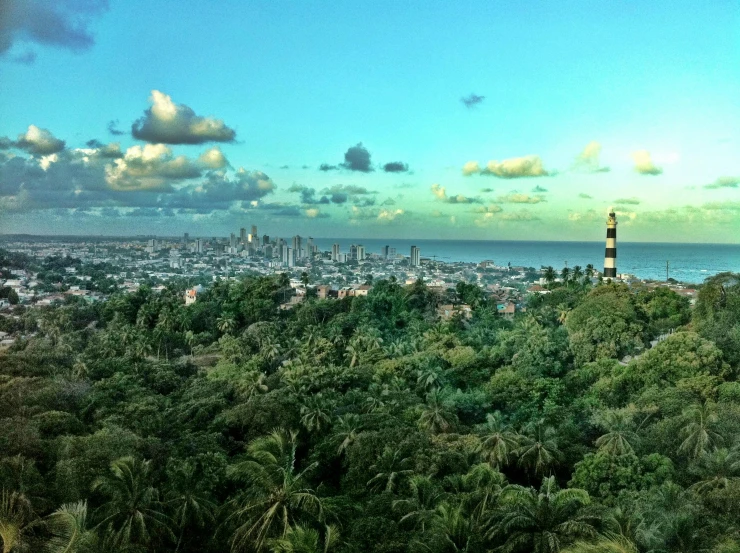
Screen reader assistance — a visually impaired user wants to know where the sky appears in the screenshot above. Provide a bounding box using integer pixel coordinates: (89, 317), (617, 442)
(0, 0), (739, 243)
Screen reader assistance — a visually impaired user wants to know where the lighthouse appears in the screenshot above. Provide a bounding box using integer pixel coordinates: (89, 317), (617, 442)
(603, 210), (617, 278)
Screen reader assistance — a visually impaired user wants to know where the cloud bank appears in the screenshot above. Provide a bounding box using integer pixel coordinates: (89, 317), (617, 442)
(463, 155), (549, 178)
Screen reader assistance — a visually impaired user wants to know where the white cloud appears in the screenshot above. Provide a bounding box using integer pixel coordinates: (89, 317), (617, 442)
(632, 150), (663, 175)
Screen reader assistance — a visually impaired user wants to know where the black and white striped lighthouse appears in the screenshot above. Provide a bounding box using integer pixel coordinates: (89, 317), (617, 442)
(603, 210), (617, 278)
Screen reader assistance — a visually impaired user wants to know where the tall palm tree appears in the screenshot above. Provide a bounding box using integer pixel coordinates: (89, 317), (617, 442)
(454, 463), (506, 528)
(585, 264), (595, 278)
(594, 410), (640, 456)
(679, 402), (722, 460)
(367, 448), (413, 494)
(226, 430), (322, 552)
(418, 502), (475, 553)
(392, 475), (444, 532)
(0, 490), (39, 553)
(44, 501), (98, 553)
(516, 423), (563, 477)
(561, 534), (638, 553)
(477, 412), (522, 469)
(418, 391), (457, 434)
(489, 477), (596, 553)
(688, 448), (740, 496)
(268, 524), (339, 553)
(217, 316), (236, 335)
(92, 457), (173, 549)
(556, 304), (571, 326)
(561, 267), (571, 285)
(300, 394), (333, 433)
(165, 464), (217, 553)
(543, 267), (557, 285)
(330, 414), (362, 456)
(571, 266), (584, 282)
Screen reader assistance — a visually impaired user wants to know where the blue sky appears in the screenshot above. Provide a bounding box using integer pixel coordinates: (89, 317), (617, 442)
(1, 1), (739, 242)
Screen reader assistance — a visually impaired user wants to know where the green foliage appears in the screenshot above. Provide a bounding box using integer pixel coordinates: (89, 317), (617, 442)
(2, 272), (740, 551)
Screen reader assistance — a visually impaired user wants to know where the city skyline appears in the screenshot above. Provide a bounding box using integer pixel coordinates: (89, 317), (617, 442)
(1, 2), (739, 243)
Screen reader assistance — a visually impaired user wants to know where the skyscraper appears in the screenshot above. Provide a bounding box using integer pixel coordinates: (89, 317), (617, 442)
(604, 210), (617, 278)
(349, 244), (358, 261)
(410, 245), (420, 267)
(332, 243), (340, 262)
(356, 244), (365, 261)
(240, 227), (247, 244)
(382, 245), (390, 259)
(292, 235), (302, 258)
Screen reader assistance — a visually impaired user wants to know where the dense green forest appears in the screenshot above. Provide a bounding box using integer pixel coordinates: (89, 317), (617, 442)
(2, 261), (740, 553)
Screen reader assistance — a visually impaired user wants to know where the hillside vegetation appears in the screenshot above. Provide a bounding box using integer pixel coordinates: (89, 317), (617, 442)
(2, 267), (740, 553)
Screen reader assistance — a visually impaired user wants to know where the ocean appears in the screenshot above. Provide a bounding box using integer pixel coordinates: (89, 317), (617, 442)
(313, 239), (740, 283)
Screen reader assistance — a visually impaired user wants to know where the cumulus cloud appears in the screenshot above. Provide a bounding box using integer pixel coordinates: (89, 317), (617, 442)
(14, 125), (66, 155)
(0, 0), (108, 58)
(578, 193), (593, 199)
(131, 90), (236, 144)
(198, 147), (229, 169)
(105, 144), (202, 191)
(704, 176), (739, 189)
(320, 143), (374, 172)
(463, 155), (549, 178)
(305, 208), (329, 218)
(461, 93), (485, 108)
(702, 201), (740, 211)
(500, 210), (540, 221)
(613, 197), (640, 205)
(431, 183), (480, 204)
(532, 185), (548, 193)
(341, 143), (373, 172)
(383, 161), (409, 173)
(480, 187), (494, 193)
(633, 150), (663, 175)
(287, 184), (332, 205)
(377, 208), (405, 222)
(573, 141), (610, 173)
(495, 193), (545, 204)
(322, 184), (375, 196)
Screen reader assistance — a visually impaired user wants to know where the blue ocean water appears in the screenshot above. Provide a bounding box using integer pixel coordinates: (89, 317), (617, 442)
(314, 239), (740, 283)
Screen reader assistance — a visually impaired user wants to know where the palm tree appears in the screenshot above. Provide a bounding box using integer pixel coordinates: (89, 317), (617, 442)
(418, 502), (475, 553)
(331, 414), (362, 456)
(585, 264), (595, 278)
(561, 534), (638, 553)
(44, 501), (98, 553)
(490, 477), (597, 553)
(543, 267), (557, 285)
(571, 266), (584, 282)
(300, 394), (333, 433)
(217, 316), (236, 335)
(556, 304), (571, 325)
(679, 402), (722, 460)
(165, 464), (217, 553)
(478, 412), (522, 469)
(268, 524), (339, 553)
(416, 367), (444, 393)
(0, 490), (39, 553)
(452, 463), (506, 527)
(226, 430), (322, 552)
(184, 330), (196, 358)
(561, 267), (571, 285)
(593, 410), (640, 456)
(418, 391), (457, 434)
(300, 272), (310, 287)
(392, 475), (444, 532)
(92, 456), (173, 549)
(367, 448), (413, 494)
(689, 448), (740, 496)
(516, 423), (563, 477)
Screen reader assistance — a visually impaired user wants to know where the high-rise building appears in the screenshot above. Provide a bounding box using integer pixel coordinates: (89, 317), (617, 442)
(283, 246), (294, 267)
(604, 210), (617, 278)
(262, 234), (270, 246)
(182, 232), (190, 246)
(196, 239), (204, 253)
(349, 244), (358, 261)
(382, 245), (390, 259)
(332, 243), (341, 262)
(356, 244), (365, 261)
(292, 235), (302, 258)
(251, 225), (258, 239)
(410, 245), (420, 267)
(306, 237), (314, 258)
(240, 228), (247, 244)
(230, 233), (236, 249)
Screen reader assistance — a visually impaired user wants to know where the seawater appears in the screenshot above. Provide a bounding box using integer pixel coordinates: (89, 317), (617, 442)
(313, 239), (740, 283)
